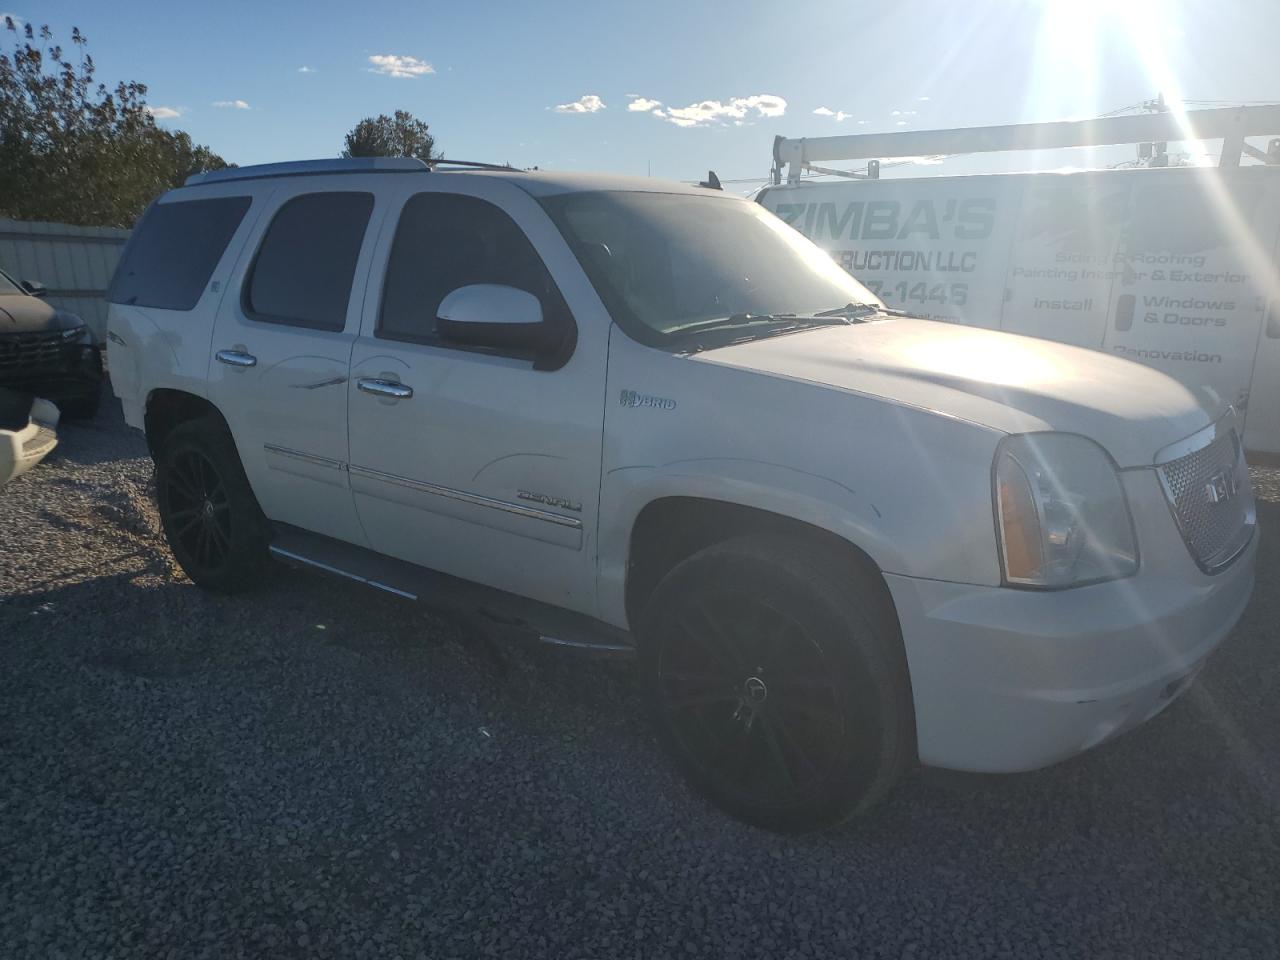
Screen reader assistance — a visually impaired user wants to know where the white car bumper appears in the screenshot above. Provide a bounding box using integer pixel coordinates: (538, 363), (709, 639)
(0, 397), (60, 487)
(886, 469), (1257, 773)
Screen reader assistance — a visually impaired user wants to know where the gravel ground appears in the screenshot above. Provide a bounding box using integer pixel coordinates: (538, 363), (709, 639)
(2, 398), (1278, 960)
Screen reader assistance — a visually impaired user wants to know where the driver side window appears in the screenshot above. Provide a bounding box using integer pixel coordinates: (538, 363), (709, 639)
(378, 192), (569, 350)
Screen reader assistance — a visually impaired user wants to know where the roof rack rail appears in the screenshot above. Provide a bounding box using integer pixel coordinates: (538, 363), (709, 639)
(428, 159), (521, 172)
(184, 157), (428, 187)
(771, 104), (1280, 183)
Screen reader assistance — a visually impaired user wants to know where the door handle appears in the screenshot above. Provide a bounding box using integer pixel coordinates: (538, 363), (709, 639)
(216, 349), (257, 368)
(357, 377), (413, 399)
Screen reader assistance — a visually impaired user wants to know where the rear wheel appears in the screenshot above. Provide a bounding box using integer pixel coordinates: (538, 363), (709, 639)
(156, 417), (270, 593)
(639, 535), (914, 832)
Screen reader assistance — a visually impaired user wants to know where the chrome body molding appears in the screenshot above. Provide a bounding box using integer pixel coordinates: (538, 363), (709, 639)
(348, 464), (584, 529)
(263, 443), (346, 471)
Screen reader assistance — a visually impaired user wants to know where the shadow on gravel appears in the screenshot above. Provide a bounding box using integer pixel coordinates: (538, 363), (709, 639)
(42, 396), (149, 469)
(3, 494), (1277, 958)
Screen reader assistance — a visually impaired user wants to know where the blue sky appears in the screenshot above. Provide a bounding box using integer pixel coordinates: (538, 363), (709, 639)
(10, 0), (1280, 188)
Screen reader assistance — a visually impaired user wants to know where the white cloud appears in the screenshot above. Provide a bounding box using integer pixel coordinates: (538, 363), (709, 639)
(147, 105), (183, 120)
(896, 120), (908, 126)
(628, 97), (662, 113)
(553, 94), (605, 114)
(659, 93), (787, 128)
(367, 54), (434, 79)
(212, 99), (251, 110)
(917, 96), (931, 102)
(813, 106), (851, 122)
(298, 65), (316, 74)
(891, 109), (918, 117)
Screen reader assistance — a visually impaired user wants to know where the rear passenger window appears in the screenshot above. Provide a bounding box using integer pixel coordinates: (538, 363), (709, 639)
(107, 196), (251, 310)
(244, 192), (374, 331)
(379, 192), (569, 346)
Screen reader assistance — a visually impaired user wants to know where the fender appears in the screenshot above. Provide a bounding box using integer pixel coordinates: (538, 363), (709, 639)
(596, 455), (910, 629)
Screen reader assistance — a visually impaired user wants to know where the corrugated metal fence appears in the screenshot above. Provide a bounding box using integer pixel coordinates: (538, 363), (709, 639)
(0, 218), (130, 345)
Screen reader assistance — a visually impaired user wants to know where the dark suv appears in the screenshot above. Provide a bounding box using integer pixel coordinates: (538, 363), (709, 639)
(0, 266), (103, 418)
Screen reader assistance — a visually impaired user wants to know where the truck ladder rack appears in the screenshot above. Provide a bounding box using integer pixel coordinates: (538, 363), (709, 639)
(772, 105), (1280, 183)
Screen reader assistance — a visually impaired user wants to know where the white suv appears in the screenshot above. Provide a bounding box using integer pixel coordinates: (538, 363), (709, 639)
(107, 158), (1257, 831)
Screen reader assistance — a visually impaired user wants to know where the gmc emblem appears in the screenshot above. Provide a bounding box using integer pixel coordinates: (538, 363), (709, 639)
(1205, 468), (1238, 504)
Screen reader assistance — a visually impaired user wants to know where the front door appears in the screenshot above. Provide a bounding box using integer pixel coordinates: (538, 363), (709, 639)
(346, 179), (608, 615)
(208, 180), (384, 546)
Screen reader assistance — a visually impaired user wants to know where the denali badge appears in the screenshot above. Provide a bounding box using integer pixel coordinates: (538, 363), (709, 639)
(1205, 468), (1238, 504)
(619, 389), (676, 410)
(518, 490), (582, 513)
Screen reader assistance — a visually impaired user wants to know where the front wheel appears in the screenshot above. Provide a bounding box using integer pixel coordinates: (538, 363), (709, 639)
(639, 535), (915, 832)
(155, 417), (270, 593)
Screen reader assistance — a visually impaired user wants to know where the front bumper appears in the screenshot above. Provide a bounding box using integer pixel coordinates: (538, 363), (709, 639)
(887, 468), (1257, 773)
(0, 342), (103, 405)
(0, 395), (59, 486)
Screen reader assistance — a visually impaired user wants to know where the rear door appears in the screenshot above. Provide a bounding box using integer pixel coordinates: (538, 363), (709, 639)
(207, 178), (385, 546)
(346, 177), (608, 615)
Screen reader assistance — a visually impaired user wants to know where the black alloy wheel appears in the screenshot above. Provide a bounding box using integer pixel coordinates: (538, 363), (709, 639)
(156, 416), (270, 593)
(162, 447), (233, 573)
(655, 590), (847, 805)
(640, 535), (914, 832)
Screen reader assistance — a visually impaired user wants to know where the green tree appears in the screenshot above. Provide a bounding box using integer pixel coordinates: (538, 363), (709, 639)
(0, 19), (230, 227)
(342, 110), (440, 162)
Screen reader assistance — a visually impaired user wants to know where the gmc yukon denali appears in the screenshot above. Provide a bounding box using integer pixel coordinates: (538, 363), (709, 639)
(106, 158), (1257, 831)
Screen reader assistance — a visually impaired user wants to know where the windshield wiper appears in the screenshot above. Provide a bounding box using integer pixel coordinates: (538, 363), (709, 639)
(668, 313), (798, 336)
(814, 302), (880, 319)
(672, 311), (860, 337)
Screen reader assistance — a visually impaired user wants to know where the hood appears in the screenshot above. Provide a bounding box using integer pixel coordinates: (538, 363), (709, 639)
(696, 317), (1218, 467)
(0, 293), (77, 333)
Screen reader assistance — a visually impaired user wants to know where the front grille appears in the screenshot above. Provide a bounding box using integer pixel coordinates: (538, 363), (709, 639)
(0, 329), (77, 377)
(1157, 428), (1255, 573)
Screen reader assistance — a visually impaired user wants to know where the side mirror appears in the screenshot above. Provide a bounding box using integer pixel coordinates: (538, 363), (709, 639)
(21, 279), (47, 298)
(437, 284), (552, 354)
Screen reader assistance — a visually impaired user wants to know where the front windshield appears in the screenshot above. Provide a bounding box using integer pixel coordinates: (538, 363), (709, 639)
(0, 268), (23, 296)
(541, 191), (878, 344)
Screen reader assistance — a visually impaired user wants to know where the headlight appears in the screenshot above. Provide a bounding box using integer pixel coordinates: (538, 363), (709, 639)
(993, 433), (1138, 589)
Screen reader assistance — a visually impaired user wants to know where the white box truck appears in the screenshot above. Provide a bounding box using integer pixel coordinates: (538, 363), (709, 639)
(759, 106), (1280, 458)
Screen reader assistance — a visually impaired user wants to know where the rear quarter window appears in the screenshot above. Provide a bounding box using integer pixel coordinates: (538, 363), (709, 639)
(107, 195), (252, 310)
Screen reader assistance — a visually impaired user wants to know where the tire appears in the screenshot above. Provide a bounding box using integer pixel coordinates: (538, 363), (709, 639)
(638, 535), (914, 832)
(155, 416), (271, 593)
